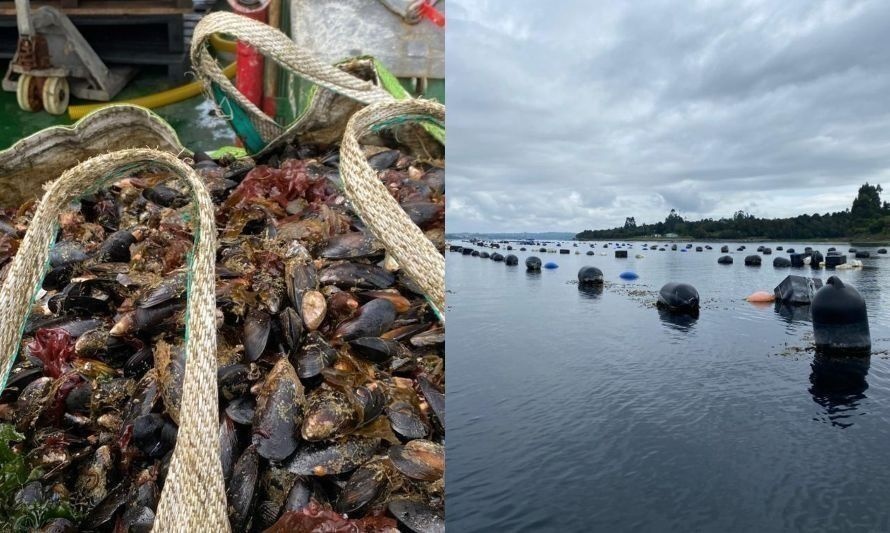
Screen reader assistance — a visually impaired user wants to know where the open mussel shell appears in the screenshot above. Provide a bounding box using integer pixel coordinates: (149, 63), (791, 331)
(294, 332), (338, 379)
(335, 299), (397, 342)
(318, 263), (394, 290)
(243, 309), (272, 361)
(348, 337), (405, 363)
(301, 387), (357, 441)
(388, 498), (445, 533)
(386, 400), (429, 440)
(389, 440), (444, 481)
(285, 437), (379, 476)
(227, 444), (259, 532)
(252, 358), (305, 461)
(285, 259), (318, 309)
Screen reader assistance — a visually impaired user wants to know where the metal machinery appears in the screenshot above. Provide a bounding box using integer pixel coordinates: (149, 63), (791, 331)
(2, 0), (133, 114)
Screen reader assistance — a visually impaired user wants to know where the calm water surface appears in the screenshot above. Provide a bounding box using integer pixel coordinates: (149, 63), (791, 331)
(446, 241), (890, 532)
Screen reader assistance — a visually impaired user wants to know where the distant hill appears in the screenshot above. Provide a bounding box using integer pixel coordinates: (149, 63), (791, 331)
(446, 231), (576, 241)
(576, 183), (890, 241)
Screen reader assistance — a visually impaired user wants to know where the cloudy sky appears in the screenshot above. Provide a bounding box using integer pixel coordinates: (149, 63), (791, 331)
(445, 0), (890, 233)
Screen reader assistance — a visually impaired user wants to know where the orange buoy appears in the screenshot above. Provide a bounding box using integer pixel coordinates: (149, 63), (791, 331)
(746, 290), (775, 303)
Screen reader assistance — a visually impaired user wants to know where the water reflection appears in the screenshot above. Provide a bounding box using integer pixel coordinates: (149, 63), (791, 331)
(774, 302), (812, 323)
(578, 284), (604, 299)
(657, 307), (698, 331)
(809, 354), (870, 429)
(525, 271), (541, 280)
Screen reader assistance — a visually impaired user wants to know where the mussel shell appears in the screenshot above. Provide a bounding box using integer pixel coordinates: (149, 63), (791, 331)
(418, 377), (444, 429)
(134, 301), (183, 331)
(386, 401), (429, 439)
(336, 459), (391, 515)
(226, 396), (256, 425)
(400, 202), (444, 229)
(389, 440), (444, 481)
(285, 260), (318, 309)
(143, 184), (187, 208)
(218, 364), (251, 401)
(301, 387), (357, 441)
(220, 413), (239, 485)
(137, 273), (187, 308)
(252, 358), (305, 461)
(36, 518), (77, 533)
(279, 307), (304, 353)
(95, 229), (136, 263)
(388, 498), (445, 533)
(124, 345), (154, 378)
(285, 437), (379, 476)
(335, 299), (397, 342)
(348, 337), (404, 363)
(227, 444), (259, 532)
(243, 309), (272, 361)
(81, 482), (130, 531)
(296, 290), (324, 331)
(282, 477), (315, 513)
(132, 413), (176, 458)
(423, 168), (445, 195)
(294, 332), (338, 379)
(353, 383), (386, 427)
(321, 232), (383, 260)
(367, 149), (400, 170)
(318, 263), (394, 290)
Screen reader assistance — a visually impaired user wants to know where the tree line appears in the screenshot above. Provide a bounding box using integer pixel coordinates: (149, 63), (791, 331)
(576, 183), (890, 240)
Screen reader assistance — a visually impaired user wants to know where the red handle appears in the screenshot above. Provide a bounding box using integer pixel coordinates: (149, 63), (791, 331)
(418, 1), (445, 27)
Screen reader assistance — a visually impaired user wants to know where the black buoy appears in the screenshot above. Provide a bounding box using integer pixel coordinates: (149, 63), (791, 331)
(878, 248), (887, 254)
(449, 245), (463, 252)
(586, 251), (594, 256)
(578, 266), (604, 285)
(656, 282), (700, 314)
(720, 245), (729, 253)
(462, 248), (473, 255)
(615, 250), (628, 258)
(717, 255), (733, 264)
(774, 275), (823, 305)
(810, 250), (824, 267)
(812, 276), (870, 354)
(480, 252), (490, 259)
(827, 247), (836, 252)
(776, 246), (784, 251)
(825, 254), (847, 268)
(762, 247), (772, 255)
(526, 256), (542, 271)
(786, 248), (795, 253)
(507, 245), (513, 250)
(539, 247), (547, 253)
(560, 249), (570, 255)
(757, 245), (765, 252)
(855, 251), (870, 258)
(773, 257), (791, 267)
(744, 255), (762, 266)
(805, 247), (813, 253)
(736, 246), (745, 251)
(695, 246), (703, 252)
(848, 248), (857, 253)
(505, 254), (518, 265)
(471, 250), (480, 257)
(790, 253), (805, 267)
(491, 253), (504, 262)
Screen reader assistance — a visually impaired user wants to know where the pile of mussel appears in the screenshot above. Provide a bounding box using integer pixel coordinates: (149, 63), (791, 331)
(0, 142), (444, 532)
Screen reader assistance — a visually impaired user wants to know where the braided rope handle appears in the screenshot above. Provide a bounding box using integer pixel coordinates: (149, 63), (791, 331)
(191, 11), (395, 142)
(340, 99), (445, 316)
(0, 149), (228, 532)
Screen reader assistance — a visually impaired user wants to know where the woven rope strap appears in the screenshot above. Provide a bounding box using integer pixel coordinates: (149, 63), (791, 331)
(340, 99), (445, 316)
(191, 11), (395, 144)
(0, 149), (228, 533)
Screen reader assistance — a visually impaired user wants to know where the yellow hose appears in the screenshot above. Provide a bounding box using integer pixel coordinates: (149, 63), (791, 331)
(68, 36), (238, 120)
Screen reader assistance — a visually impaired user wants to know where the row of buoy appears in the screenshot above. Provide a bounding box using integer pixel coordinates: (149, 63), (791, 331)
(456, 245), (872, 353)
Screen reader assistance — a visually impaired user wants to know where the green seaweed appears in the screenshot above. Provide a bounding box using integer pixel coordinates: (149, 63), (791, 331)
(0, 424), (78, 531)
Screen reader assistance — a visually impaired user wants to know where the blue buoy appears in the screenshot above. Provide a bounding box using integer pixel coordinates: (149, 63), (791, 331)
(619, 271), (639, 280)
(680, 249), (688, 252)
(544, 262), (559, 269)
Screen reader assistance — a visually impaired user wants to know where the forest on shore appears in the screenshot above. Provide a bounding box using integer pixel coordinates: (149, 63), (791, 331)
(576, 183), (890, 241)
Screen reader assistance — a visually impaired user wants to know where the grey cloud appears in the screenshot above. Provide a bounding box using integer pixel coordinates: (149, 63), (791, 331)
(446, 0), (890, 233)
